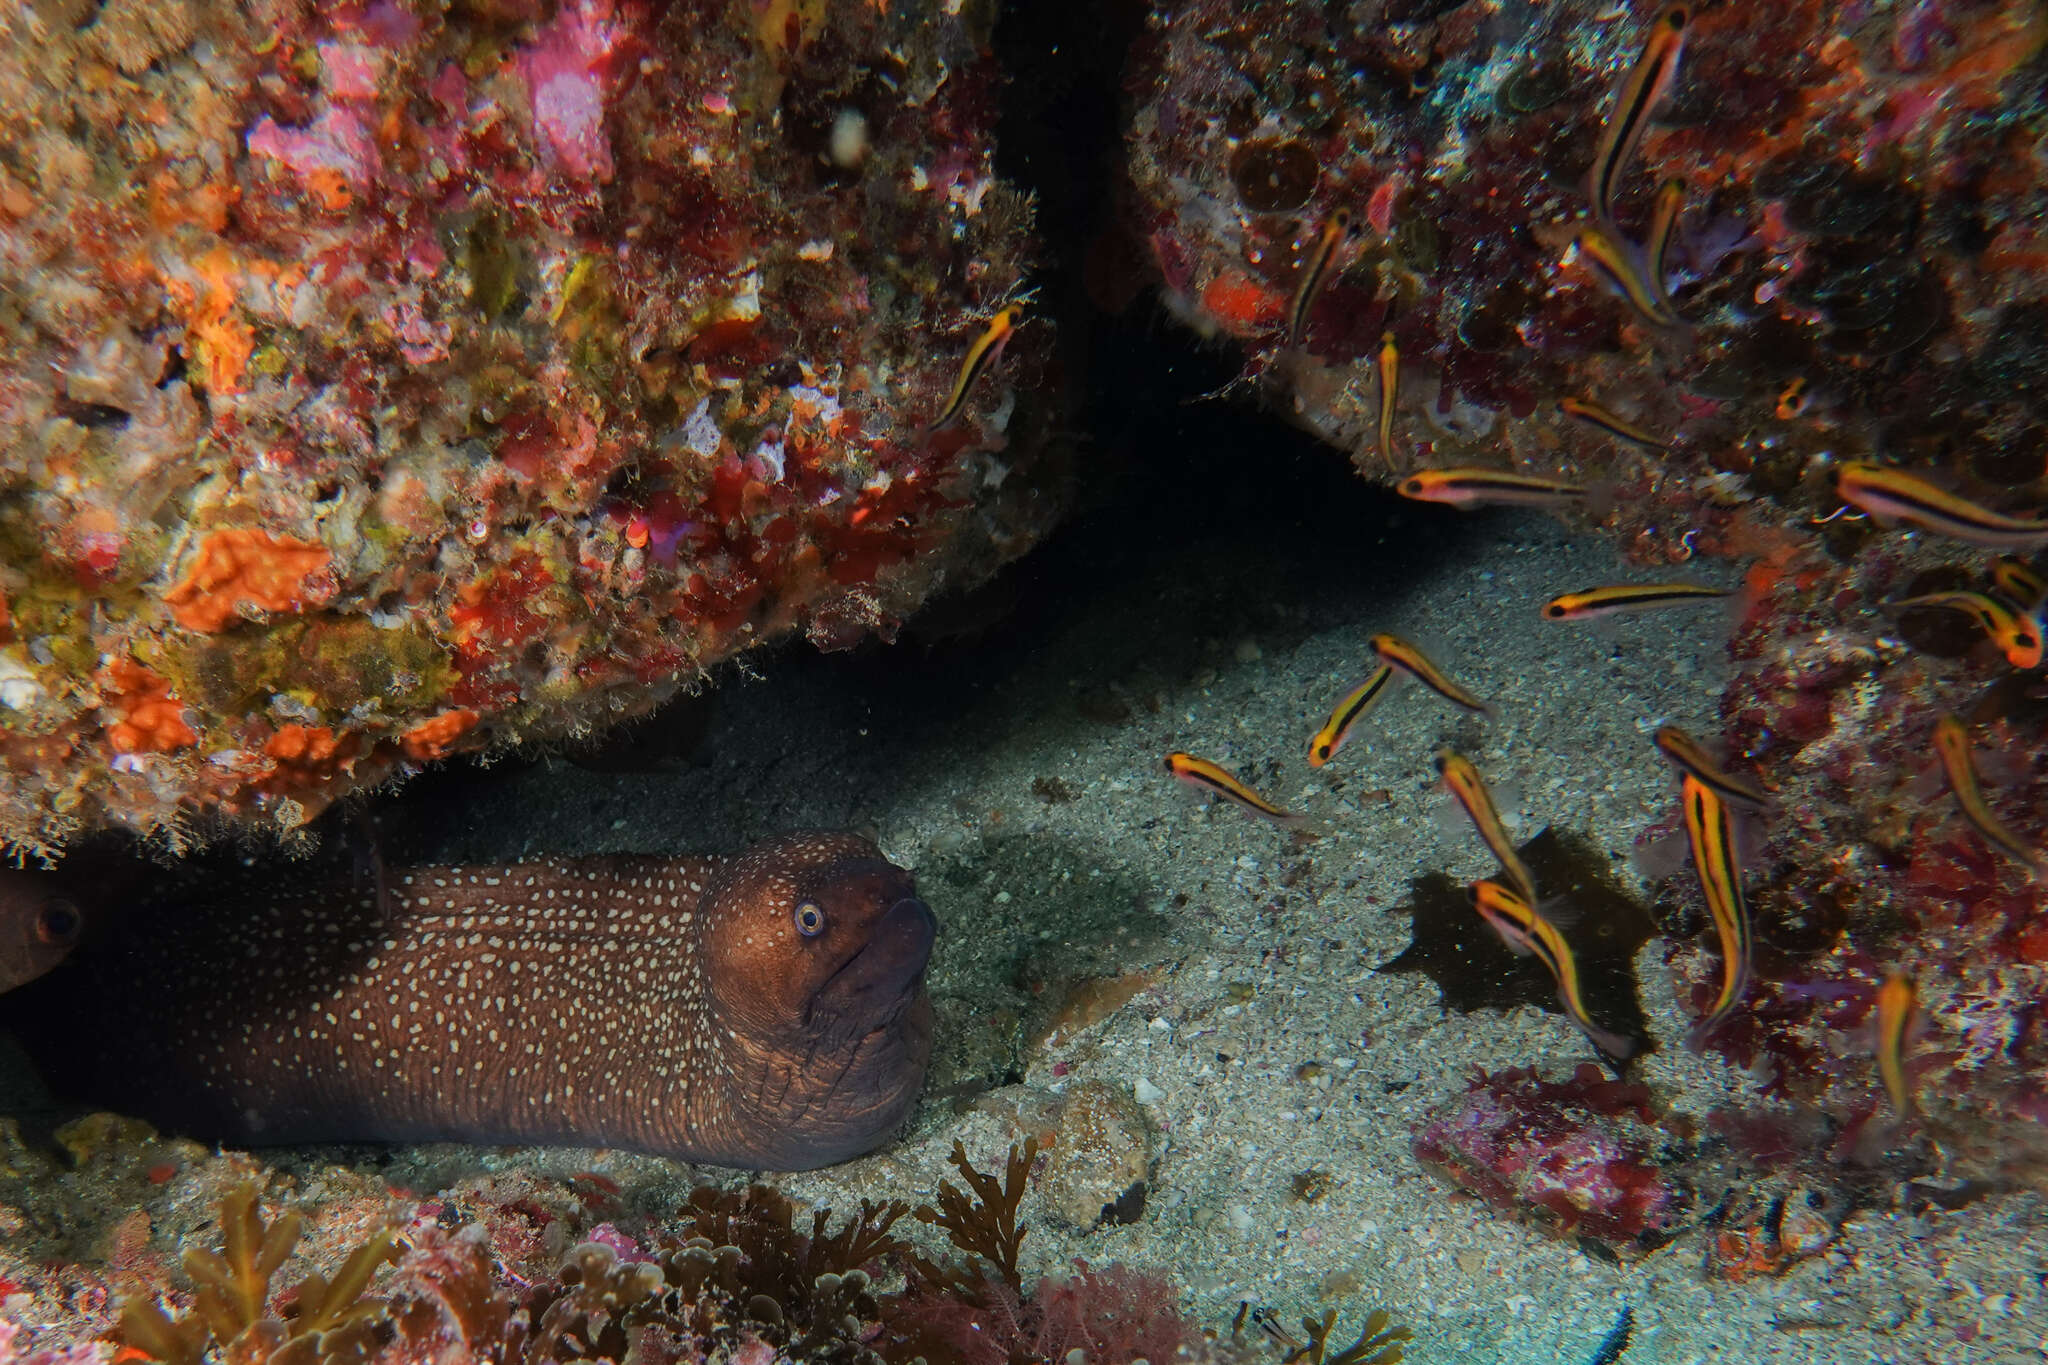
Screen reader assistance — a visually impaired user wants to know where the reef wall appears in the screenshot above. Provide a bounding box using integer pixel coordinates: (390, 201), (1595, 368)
(1126, 0), (2048, 1173)
(0, 0), (1061, 853)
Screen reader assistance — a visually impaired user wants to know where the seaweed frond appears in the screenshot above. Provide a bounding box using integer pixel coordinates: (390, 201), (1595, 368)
(808, 1197), (912, 1277)
(183, 1186), (301, 1338)
(116, 1185), (400, 1365)
(912, 1138), (1037, 1294)
(524, 1191), (903, 1365)
(1283, 1307), (1412, 1365)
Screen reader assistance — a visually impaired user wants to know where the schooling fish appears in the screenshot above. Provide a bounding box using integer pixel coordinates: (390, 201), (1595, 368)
(1397, 467), (1589, 510)
(1376, 331), (1401, 471)
(1167, 752), (1312, 830)
(1875, 968), (1918, 1117)
(1681, 773), (1752, 1044)
(1892, 590), (2044, 670)
(1774, 376), (1811, 421)
(929, 305), (1023, 432)
(1543, 582), (1731, 620)
(1991, 556), (2047, 611)
(1470, 879), (1637, 1060)
(1834, 463), (2048, 550)
(0, 871), (84, 995)
(1570, 220), (1685, 331)
(1645, 177), (1685, 312)
(21, 833), (936, 1169)
(1586, 5), (1689, 223)
(1436, 749), (1537, 903)
(1931, 714), (2048, 877)
(1308, 664), (1396, 768)
(1371, 633), (1490, 713)
(1288, 209), (1351, 345)
(1653, 724), (1770, 809)
(1558, 396), (1671, 452)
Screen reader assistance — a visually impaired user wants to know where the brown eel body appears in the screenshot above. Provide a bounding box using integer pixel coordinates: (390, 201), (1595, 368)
(24, 832), (935, 1170)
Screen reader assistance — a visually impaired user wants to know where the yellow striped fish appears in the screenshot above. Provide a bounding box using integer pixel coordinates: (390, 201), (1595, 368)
(1653, 725), (1770, 808)
(1570, 220), (1685, 331)
(1558, 396), (1671, 452)
(1893, 590), (2044, 670)
(1586, 6), (1690, 223)
(1470, 879), (1637, 1060)
(1376, 331), (1401, 471)
(1681, 772), (1752, 1044)
(1436, 749), (1536, 903)
(1931, 715), (2047, 877)
(1308, 665), (1396, 768)
(1875, 968), (1918, 1118)
(1991, 556), (2047, 611)
(1287, 209), (1351, 345)
(1166, 752), (1313, 830)
(1645, 177), (1685, 313)
(1834, 463), (2048, 550)
(1542, 583), (1730, 620)
(929, 305), (1023, 432)
(1396, 468), (1589, 510)
(1370, 633), (1489, 712)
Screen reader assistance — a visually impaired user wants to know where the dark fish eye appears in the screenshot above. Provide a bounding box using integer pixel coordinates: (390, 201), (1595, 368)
(793, 900), (826, 937)
(36, 899), (81, 945)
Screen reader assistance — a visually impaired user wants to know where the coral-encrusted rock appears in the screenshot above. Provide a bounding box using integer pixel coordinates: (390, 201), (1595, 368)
(1040, 1081), (1154, 1232)
(1131, 0), (2048, 1158)
(1127, 0), (2045, 520)
(0, 1), (1059, 850)
(1413, 1065), (1687, 1258)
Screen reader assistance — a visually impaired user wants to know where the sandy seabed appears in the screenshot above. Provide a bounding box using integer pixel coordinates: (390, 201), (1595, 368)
(369, 503), (2045, 1365)
(7, 503), (2043, 1365)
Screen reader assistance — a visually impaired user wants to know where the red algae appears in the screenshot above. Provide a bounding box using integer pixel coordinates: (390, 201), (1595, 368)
(0, 1), (1062, 852)
(1412, 1064), (1687, 1260)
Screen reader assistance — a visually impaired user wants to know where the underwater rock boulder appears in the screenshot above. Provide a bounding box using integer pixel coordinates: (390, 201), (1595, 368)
(1125, 0), (2045, 522)
(0, 0), (1060, 851)
(1130, 0), (2048, 1161)
(1038, 1080), (1154, 1232)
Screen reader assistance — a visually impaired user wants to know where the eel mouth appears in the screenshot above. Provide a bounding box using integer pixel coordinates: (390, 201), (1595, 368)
(811, 896), (936, 1034)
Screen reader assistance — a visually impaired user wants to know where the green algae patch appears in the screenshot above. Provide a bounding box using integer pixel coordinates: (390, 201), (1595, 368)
(459, 209), (528, 324)
(164, 615), (454, 721)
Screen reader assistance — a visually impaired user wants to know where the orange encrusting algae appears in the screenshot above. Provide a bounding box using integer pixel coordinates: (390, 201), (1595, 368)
(401, 709), (482, 763)
(163, 529), (333, 633)
(101, 660), (197, 754)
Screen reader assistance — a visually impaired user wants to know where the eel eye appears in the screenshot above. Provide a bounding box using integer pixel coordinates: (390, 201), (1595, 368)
(36, 898), (81, 946)
(793, 900), (826, 937)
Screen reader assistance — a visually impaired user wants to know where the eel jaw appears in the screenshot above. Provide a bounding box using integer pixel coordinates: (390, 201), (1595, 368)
(807, 896), (936, 1043)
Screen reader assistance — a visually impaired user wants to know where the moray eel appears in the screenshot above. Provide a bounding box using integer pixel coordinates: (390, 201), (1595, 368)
(22, 833), (935, 1170)
(0, 871), (84, 995)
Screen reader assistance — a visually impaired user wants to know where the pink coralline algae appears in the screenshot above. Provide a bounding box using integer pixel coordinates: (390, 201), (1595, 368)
(1412, 1065), (1688, 1259)
(1129, 0), (2048, 1167)
(0, 0), (1059, 852)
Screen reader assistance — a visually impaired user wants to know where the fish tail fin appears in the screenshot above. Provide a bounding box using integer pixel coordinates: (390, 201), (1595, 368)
(1684, 998), (1742, 1052)
(1560, 988), (1638, 1061)
(1586, 1021), (1639, 1063)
